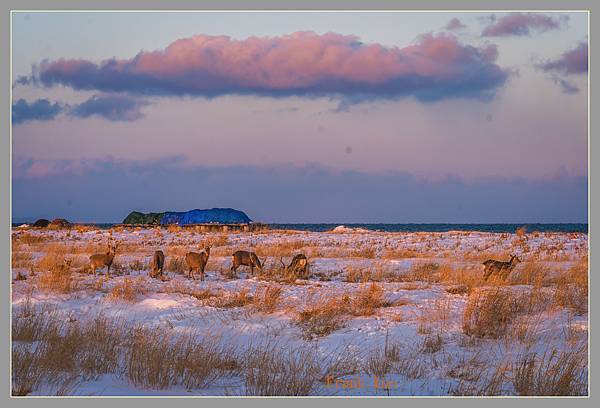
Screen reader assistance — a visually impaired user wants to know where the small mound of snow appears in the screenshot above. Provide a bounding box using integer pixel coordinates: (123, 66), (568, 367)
(17, 224), (29, 228)
(330, 225), (372, 233)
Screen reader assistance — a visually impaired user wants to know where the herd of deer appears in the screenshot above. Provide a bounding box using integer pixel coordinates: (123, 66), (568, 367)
(88, 240), (521, 282)
(88, 241), (309, 282)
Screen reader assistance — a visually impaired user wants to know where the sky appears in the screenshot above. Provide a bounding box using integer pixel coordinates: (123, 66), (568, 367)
(11, 11), (589, 223)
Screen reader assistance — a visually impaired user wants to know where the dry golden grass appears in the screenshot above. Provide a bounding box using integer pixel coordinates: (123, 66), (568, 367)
(160, 280), (220, 301)
(553, 258), (588, 315)
(12, 313), (126, 395)
(12, 251), (34, 269)
(252, 285), (283, 314)
(166, 256), (187, 274)
(126, 327), (238, 390)
(12, 310), (238, 395)
(512, 347), (588, 396)
(296, 296), (350, 339)
(36, 254), (76, 294)
(107, 278), (147, 303)
(243, 342), (320, 396)
(421, 334), (443, 353)
(210, 288), (254, 308)
(462, 288), (522, 339)
(295, 283), (397, 339)
(351, 282), (391, 316)
(255, 240), (306, 257)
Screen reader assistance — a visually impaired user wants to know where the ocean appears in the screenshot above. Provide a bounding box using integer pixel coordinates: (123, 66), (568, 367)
(12, 222), (588, 233)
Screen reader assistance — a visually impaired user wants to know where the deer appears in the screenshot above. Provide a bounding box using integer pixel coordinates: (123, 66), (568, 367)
(279, 254), (309, 279)
(89, 241), (120, 276)
(185, 246), (211, 281)
(482, 255), (521, 281)
(231, 250), (263, 278)
(150, 250), (165, 279)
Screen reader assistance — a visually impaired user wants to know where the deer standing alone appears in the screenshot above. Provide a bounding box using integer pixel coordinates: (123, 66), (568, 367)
(185, 246), (211, 281)
(482, 255), (521, 281)
(279, 254), (309, 279)
(89, 241), (119, 276)
(231, 250), (263, 278)
(150, 250), (165, 278)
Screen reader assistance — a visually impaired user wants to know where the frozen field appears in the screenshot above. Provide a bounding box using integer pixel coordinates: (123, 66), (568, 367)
(11, 226), (589, 396)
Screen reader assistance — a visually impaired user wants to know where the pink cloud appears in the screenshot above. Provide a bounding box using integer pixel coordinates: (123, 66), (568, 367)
(445, 18), (466, 31)
(539, 42), (588, 75)
(482, 13), (567, 37)
(30, 31), (508, 102)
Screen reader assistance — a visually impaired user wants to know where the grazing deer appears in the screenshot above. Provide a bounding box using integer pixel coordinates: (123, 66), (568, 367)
(89, 241), (119, 276)
(280, 254), (309, 279)
(185, 246), (211, 281)
(231, 250), (263, 278)
(483, 255), (521, 281)
(150, 250), (165, 278)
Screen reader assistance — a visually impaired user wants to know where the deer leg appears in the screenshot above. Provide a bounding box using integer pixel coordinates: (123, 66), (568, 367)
(250, 266), (254, 277)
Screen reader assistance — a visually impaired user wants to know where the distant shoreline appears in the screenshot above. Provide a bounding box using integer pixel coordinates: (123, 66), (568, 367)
(11, 222), (588, 233)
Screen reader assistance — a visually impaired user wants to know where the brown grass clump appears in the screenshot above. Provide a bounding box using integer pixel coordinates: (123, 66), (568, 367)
(37, 255), (76, 294)
(126, 328), (238, 390)
(161, 281), (219, 301)
(12, 251), (33, 269)
(210, 288), (254, 308)
(421, 334), (443, 354)
(351, 282), (389, 316)
(296, 296), (350, 339)
(401, 262), (446, 282)
(12, 313), (126, 395)
(252, 285), (283, 314)
(243, 342), (320, 396)
(12, 344), (45, 396)
(462, 288), (522, 338)
(510, 261), (546, 286)
(446, 285), (470, 295)
(351, 246), (376, 259)
(166, 257), (187, 274)
(553, 258), (588, 315)
(107, 278), (147, 303)
(344, 266), (371, 283)
(512, 347), (588, 396)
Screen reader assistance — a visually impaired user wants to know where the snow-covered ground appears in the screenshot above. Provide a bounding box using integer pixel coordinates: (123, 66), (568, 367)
(11, 226), (589, 396)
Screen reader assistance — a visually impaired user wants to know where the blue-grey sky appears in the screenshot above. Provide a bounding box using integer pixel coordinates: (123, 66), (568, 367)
(12, 12), (588, 223)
